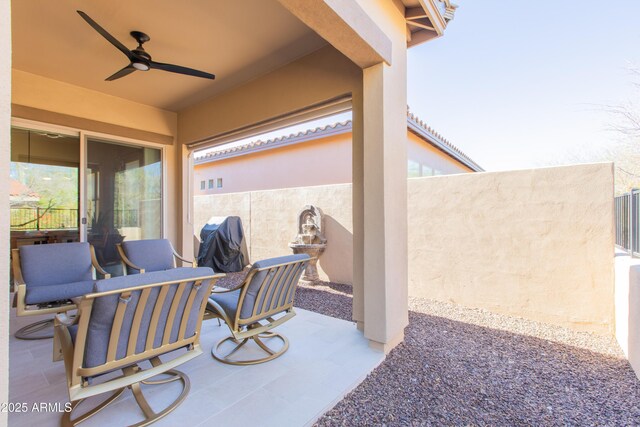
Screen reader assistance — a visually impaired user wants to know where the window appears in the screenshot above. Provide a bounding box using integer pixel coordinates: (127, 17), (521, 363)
(208, 179), (214, 189)
(408, 160), (421, 178)
(10, 128), (80, 233)
(200, 180), (205, 190)
(421, 165), (433, 176)
(217, 178), (223, 188)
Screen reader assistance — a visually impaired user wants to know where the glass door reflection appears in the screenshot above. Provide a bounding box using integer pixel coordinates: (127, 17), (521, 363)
(10, 127), (81, 248)
(86, 138), (162, 276)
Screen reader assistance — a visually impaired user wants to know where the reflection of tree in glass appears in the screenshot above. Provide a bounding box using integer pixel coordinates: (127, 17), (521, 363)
(9, 162), (79, 230)
(10, 162), (78, 208)
(114, 161), (161, 229)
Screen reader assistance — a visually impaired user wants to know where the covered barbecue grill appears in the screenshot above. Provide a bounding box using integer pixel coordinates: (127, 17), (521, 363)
(197, 216), (249, 272)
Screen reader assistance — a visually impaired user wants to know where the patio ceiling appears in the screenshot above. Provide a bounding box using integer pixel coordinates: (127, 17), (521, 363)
(11, 0), (327, 112)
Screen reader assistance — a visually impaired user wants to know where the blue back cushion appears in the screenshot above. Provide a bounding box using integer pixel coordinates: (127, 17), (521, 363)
(20, 242), (93, 287)
(239, 254), (309, 319)
(121, 239), (175, 274)
(83, 267), (214, 368)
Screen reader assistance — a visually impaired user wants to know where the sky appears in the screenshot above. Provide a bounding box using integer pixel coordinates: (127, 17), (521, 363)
(200, 1), (640, 171)
(407, 0), (640, 171)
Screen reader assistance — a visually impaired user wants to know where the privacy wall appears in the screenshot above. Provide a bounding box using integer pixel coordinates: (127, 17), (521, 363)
(194, 163), (615, 333)
(408, 163), (615, 334)
(194, 184), (354, 286)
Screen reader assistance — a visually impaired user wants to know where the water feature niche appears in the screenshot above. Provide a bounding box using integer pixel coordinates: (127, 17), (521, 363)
(288, 205), (327, 283)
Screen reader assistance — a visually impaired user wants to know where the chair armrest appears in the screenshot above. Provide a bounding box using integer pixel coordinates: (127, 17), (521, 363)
(211, 285), (242, 294)
(116, 244), (145, 274)
(211, 270), (251, 294)
(11, 248), (25, 291)
(172, 249), (197, 268)
(90, 245), (111, 279)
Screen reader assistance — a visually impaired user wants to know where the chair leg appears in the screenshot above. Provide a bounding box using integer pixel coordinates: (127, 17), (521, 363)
(140, 358), (185, 385)
(61, 369), (190, 427)
(15, 318), (54, 340)
(127, 369), (191, 427)
(61, 388), (126, 426)
(212, 332), (290, 366)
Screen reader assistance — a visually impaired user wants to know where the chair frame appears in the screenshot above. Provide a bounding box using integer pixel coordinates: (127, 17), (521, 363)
(55, 272), (222, 426)
(207, 257), (309, 365)
(11, 245), (110, 340)
(116, 241), (196, 275)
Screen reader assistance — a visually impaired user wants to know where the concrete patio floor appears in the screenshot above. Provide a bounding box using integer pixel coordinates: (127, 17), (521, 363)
(8, 304), (383, 427)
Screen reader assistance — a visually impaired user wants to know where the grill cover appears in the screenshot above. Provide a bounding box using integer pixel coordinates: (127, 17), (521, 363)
(197, 216), (249, 272)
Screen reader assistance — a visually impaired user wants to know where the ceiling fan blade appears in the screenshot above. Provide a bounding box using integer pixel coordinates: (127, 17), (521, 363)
(77, 11), (133, 60)
(149, 61), (215, 80)
(105, 65), (136, 81)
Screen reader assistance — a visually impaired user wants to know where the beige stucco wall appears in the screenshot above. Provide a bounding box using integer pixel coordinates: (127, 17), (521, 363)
(12, 70), (176, 137)
(195, 163), (616, 334)
(194, 184), (353, 285)
(178, 46), (361, 145)
(194, 132), (353, 195)
(615, 250), (640, 378)
(407, 131), (472, 175)
(629, 264), (640, 378)
(1, 0), (10, 419)
(408, 163), (615, 333)
(194, 129), (474, 196)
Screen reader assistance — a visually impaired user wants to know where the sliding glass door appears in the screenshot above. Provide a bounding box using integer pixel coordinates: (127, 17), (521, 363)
(10, 122), (164, 277)
(85, 138), (162, 275)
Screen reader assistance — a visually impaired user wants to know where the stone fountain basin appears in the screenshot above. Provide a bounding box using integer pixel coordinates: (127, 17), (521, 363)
(288, 243), (327, 250)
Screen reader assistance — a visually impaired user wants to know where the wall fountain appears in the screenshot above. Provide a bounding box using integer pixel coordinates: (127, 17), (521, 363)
(289, 205), (327, 284)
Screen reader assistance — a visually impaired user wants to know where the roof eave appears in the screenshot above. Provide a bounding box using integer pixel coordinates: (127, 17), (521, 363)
(405, 0), (458, 48)
(406, 116), (484, 172)
(194, 122), (352, 165)
(196, 115), (483, 173)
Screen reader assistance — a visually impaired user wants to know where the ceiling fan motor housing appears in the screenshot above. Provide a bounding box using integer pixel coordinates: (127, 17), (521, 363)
(130, 31), (150, 44)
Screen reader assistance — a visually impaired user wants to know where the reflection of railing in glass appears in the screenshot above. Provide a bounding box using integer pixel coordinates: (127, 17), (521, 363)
(10, 207), (79, 230)
(10, 207), (142, 231)
(114, 209), (140, 228)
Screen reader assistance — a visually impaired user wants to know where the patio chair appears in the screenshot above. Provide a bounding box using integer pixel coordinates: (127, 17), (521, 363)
(11, 242), (110, 340)
(207, 254), (309, 365)
(117, 238), (196, 275)
(54, 267), (222, 426)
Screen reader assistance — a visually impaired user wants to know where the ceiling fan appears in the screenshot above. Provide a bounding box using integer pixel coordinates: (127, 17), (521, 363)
(77, 10), (215, 81)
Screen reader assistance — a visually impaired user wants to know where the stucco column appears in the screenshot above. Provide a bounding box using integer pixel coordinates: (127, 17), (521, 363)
(0, 0), (11, 420)
(360, 4), (408, 353)
(352, 83), (365, 330)
(180, 144), (195, 260)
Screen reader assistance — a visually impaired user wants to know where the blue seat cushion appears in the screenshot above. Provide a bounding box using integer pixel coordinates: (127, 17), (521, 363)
(121, 239), (175, 274)
(20, 242), (93, 287)
(239, 254), (309, 319)
(25, 280), (95, 305)
(83, 267), (214, 368)
(209, 289), (241, 321)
